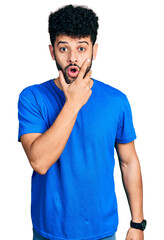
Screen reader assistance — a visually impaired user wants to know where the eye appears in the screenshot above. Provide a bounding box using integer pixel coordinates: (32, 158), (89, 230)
(79, 47), (86, 52)
(60, 47), (68, 52)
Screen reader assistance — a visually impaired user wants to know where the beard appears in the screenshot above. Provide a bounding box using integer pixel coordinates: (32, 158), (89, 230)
(54, 52), (93, 84)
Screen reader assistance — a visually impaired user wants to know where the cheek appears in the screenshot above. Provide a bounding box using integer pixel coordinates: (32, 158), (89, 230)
(55, 55), (66, 69)
(83, 49), (92, 58)
(79, 52), (93, 67)
(78, 50), (93, 64)
(54, 48), (65, 63)
(84, 48), (93, 60)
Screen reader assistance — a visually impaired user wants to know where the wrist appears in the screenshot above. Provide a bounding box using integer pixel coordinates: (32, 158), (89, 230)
(64, 100), (81, 115)
(130, 219), (147, 231)
(132, 216), (144, 223)
(132, 211), (144, 223)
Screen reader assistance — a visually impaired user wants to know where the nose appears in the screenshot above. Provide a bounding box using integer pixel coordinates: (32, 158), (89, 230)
(67, 50), (78, 64)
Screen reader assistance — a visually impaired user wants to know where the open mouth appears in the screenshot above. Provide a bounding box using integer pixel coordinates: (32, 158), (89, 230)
(67, 66), (79, 78)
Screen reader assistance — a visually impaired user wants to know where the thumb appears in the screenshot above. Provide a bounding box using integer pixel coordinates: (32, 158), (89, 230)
(58, 71), (68, 92)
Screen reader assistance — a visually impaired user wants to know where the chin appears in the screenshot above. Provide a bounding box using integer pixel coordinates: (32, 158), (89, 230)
(65, 75), (77, 84)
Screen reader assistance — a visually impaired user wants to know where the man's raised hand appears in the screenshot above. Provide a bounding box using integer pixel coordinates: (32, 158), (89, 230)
(59, 59), (92, 111)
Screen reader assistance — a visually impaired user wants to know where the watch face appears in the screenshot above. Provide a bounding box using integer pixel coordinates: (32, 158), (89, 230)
(142, 220), (147, 230)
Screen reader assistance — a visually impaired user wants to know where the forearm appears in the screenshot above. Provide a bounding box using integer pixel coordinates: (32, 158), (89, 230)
(29, 101), (79, 174)
(121, 156), (144, 222)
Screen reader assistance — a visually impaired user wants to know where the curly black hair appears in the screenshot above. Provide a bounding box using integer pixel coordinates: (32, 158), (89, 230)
(48, 5), (99, 47)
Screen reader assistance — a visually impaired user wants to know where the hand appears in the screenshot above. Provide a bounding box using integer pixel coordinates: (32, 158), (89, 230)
(126, 228), (144, 240)
(59, 59), (92, 111)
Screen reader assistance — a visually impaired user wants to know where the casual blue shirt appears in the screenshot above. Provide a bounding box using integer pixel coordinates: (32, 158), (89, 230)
(18, 78), (136, 240)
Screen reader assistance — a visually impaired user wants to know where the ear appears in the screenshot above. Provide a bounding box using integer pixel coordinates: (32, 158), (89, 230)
(92, 43), (98, 60)
(49, 45), (55, 60)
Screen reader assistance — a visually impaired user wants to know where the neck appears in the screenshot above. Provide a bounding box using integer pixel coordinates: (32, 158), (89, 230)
(54, 77), (93, 91)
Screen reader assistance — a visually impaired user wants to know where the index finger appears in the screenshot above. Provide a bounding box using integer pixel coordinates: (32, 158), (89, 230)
(76, 59), (90, 82)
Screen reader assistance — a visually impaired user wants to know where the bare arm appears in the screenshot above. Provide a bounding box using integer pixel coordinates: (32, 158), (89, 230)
(116, 141), (144, 239)
(21, 59), (92, 175)
(21, 102), (79, 175)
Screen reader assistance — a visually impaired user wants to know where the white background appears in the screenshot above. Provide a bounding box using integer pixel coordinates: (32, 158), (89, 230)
(0, 0), (164, 239)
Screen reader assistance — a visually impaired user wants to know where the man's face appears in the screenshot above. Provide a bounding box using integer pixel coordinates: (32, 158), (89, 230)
(49, 35), (98, 84)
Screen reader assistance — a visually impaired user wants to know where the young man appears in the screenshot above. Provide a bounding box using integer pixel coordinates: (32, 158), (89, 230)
(18, 5), (146, 240)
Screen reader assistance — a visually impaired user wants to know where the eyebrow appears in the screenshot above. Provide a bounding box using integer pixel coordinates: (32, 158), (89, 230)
(57, 40), (89, 46)
(57, 41), (68, 46)
(78, 41), (89, 45)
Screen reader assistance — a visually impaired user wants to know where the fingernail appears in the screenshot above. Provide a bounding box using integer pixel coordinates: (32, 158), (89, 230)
(87, 59), (90, 63)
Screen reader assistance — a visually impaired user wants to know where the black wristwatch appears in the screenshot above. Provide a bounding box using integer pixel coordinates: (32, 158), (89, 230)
(130, 219), (147, 231)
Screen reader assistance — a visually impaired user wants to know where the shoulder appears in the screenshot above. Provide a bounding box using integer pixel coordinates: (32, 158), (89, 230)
(94, 78), (128, 104)
(19, 80), (52, 100)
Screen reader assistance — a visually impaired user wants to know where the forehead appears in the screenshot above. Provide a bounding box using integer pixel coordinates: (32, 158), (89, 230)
(55, 35), (92, 46)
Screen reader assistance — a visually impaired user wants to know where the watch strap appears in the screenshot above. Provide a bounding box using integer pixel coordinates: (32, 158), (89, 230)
(130, 219), (147, 231)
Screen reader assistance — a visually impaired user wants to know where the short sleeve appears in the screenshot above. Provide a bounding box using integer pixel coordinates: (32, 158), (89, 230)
(18, 87), (48, 142)
(115, 95), (136, 143)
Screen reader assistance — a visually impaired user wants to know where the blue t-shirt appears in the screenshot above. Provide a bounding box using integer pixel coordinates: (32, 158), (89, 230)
(18, 78), (136, 240)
